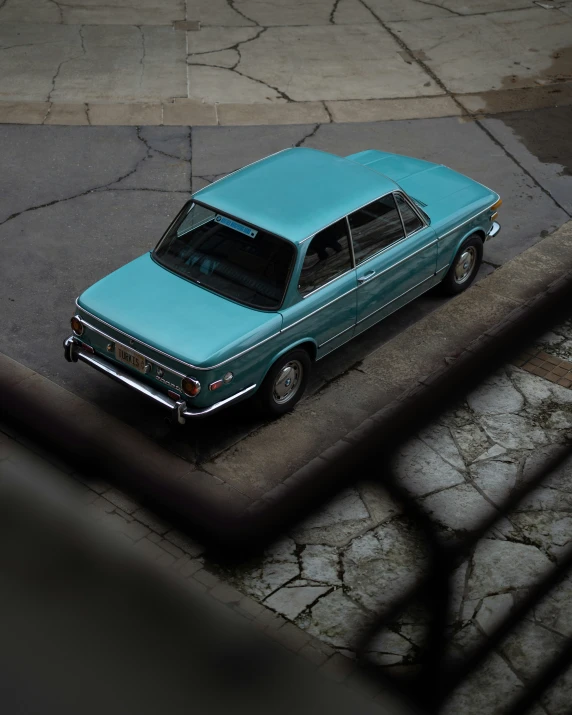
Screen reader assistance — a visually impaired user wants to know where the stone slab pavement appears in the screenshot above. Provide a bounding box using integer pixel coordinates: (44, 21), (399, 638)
(2, 311), (571, 714)
(0, 0), (571, 125)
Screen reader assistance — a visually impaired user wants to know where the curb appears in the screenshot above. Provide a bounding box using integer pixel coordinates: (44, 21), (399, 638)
(2, 221), (572, 550)
(0, 83), (570, 126)
(243, 220), (572, 510)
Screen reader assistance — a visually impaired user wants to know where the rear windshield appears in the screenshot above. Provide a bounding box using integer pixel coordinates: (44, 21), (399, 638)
(153, 203), (295, 310)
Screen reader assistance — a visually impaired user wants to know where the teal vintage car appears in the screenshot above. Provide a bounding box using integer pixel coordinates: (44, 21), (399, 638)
(64, 147), (501, 423)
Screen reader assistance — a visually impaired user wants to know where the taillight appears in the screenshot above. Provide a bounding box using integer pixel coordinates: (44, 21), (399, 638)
(182, 376), (201, 397)
(70, 316), (83, 336)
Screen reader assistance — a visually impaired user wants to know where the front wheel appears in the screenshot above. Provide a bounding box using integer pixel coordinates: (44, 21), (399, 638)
(255, 349), (311, 417)
(440, 235), (483, 296)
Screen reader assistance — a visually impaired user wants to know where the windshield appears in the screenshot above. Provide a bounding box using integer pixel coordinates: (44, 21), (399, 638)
(153, 203), (295, 310)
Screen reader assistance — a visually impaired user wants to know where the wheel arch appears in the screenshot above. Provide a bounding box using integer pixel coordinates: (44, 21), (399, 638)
(453, 226), (486, 255)
(259, 338), (317, 384)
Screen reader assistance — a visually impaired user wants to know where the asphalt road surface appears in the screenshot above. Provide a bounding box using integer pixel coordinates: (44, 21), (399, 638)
(1, 108), (571, 464)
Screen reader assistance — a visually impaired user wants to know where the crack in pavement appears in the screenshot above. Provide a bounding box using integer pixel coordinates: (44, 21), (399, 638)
(476, 118), (572, 219)
(295, 123), (322, 147)
(415, 0), (461, 16)
(46, 25), (87, 104)
(46, 0), (64, 23)
(42, 103), (53, 124)
(226, 0), (260, 26)
(187, 26), (295, 103)
(193, 173), (227, 185)
(186, 58), (294, 102)
(136, 25), (146, 89)
(0, 131), (152, 228)
(136, 130), (188, 161)
(189, 26), (266, 58)
(84, 102), (91, 125)
(0, 41), (58, 51)
(187, 25), (295, 102)
(329, 0), (342, 24)
(357, 0), (572, 220)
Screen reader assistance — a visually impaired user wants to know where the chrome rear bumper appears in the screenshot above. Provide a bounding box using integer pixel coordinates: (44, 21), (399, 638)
(486, 221), (501, 240)
(63, 337), (256, 424)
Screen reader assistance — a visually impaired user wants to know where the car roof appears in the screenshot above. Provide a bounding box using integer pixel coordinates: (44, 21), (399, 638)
(192, 147), (399, 244)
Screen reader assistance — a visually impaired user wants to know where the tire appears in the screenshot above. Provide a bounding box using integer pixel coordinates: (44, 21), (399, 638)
(440, 234), (483, 296)
(256, 348), (311, 417)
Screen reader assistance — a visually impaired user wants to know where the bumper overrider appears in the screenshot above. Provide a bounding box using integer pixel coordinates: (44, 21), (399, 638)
(63, 336), (256, 424)
(486, 221), (500, 240)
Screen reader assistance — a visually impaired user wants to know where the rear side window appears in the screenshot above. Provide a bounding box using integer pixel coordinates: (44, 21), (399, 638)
(348, 195), (405, 264)
(298, 219), (353, 296)
(395, 193), (423, 234)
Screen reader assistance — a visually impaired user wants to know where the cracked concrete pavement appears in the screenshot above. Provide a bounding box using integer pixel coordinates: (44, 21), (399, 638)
(1, 0), (571, 125)
(3, 321), (571, 714)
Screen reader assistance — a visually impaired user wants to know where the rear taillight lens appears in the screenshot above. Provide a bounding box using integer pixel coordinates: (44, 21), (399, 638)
(71, 316), (83, 336)
(182, 377), (201, 397)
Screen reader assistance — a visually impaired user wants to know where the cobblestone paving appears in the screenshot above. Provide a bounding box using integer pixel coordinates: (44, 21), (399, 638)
(2, 322), (572, 712)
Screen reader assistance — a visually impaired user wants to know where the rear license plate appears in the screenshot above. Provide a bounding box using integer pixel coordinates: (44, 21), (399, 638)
(115, 344), (146, 373)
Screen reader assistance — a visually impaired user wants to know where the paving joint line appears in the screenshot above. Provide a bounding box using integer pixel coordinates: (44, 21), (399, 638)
(474, 117), (572, 218)
(357, 0), (572, 216)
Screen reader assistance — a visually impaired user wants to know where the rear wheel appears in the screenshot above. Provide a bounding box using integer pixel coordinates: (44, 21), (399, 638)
(440, 235), (483, 295)
(256, 349), (311, 417)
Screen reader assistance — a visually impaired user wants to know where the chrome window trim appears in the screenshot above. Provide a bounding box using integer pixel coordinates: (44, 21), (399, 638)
(299, 188), (400, 245)
(299, 266), (356, 300)
(394, 191), (407, 237)
(393, 191), (428, 233)
(438, 208), (487, 240)
(75, 300), (281, 372)
(356, 272), (437, 326)
(349, 192), (407, 267)
(298, 216), (355, 299)
(281, 285), (357, 333)
(298, 188), (426, 246)
(318, 323), (355, 349)
(346, 215), (356, 268)
(356, 238), (439, 289)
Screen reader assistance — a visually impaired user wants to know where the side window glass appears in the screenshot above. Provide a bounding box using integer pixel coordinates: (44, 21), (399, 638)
(298, 219), (352, 296)
(348, 195), (405, 264)
(395, 193), (423, 234)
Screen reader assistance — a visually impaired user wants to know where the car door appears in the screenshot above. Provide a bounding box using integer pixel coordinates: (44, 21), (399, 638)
(280, 219), (357, 358)
(350, 192), (438, 335)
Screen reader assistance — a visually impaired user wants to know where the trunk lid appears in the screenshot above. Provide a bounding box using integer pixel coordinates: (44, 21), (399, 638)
(346, 150), (497, 223)
(77, 253), (282, 368)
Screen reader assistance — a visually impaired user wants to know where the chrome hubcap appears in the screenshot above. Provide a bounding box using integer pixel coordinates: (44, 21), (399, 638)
(454, 246), (477, 284)
(272, 360), (302, 404)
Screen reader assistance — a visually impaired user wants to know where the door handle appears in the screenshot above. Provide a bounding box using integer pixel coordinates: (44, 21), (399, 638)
(358, 270), (376, 284)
